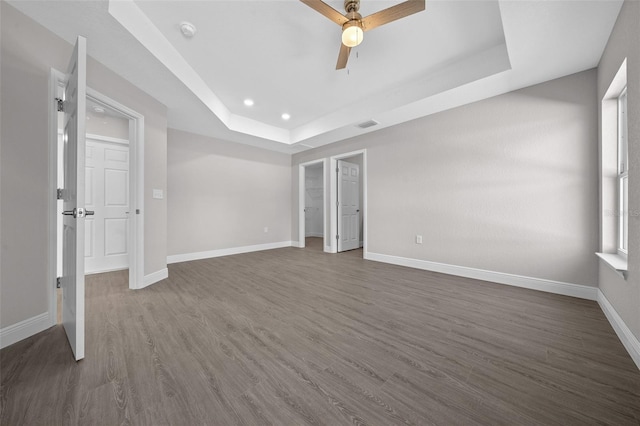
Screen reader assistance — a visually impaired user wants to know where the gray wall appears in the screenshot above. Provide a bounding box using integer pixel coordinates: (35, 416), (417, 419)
(167, 128), (291, 257)
(0, 3), (168, 329)
(597, 0), (640, 341)
(293, 69), (599, 287)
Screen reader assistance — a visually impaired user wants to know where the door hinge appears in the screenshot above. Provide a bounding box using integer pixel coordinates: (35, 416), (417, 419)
(336, 167), (339, 173)
(55, 97), (64, 112)
(57, 188), (64, 200)
(336, 235), (339, 240)
(56, 277), (61, 288)
(336, 201), (339, 206)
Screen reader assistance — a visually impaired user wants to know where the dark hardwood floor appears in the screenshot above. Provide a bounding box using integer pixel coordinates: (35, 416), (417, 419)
(2, 237), (640, 425)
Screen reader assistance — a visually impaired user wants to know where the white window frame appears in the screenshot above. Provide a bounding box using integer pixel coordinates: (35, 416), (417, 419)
(617, 87), (628, 257)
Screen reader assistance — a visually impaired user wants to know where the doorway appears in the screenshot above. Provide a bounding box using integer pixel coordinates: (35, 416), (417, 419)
(48, 68), (145, 328)
(84, 117), (131, 274)
(329, 150), (367, 255)
(298, 159), (327, 251)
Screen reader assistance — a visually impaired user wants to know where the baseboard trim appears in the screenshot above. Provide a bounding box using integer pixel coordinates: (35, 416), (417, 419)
(86, 266), (128, 275)
(365, 252), (598, 301)
(0, 313), (51, 349)
(324, 245), (332, 253)
(305, 233), (324, 238)
(597, 290), (640, 370)
(140, 268), (168, 289)
(167, 241), (294, 264)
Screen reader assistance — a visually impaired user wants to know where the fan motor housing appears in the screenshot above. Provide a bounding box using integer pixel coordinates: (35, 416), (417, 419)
(344, 0), (360, 13)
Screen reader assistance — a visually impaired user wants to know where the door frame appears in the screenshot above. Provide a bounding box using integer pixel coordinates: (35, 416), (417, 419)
(298, 159), (328, 251)
(329, 149), (367, 254)
(48, 69), (145, 326)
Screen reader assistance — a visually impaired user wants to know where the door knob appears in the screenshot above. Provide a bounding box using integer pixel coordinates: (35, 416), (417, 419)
(61, 208), (93, 218)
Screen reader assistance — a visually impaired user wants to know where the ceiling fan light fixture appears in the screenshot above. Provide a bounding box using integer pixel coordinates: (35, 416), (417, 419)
(341, 21), (363, 47)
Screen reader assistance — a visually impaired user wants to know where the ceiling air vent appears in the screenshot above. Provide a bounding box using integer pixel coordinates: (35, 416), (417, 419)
(356, 119), (378, 129)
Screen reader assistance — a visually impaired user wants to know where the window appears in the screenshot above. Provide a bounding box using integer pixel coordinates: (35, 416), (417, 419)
(618, 88), (628, 256)
(597, 59), (628, 278)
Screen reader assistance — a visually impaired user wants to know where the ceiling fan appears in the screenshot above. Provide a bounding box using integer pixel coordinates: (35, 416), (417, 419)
(301, 0), (426, 69)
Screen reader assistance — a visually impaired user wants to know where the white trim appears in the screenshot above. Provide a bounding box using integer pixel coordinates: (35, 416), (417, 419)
(324, 245), (332, 253)
(305, 232), (324, 238)
(298, 159), (327, 250)
(85, 266), (128, 275)
(330, 149), (367, 254)
(167, 241), (294, 264)
(48, 69), (64, 327)
(85, 133), (129, 145)
(596, 252), (628, 279)
(0, 313), (51, 349)
(86, 88), (145, 292)
(597, 290), (640, 370)
(365, 252), (598, 301)
(141, 268), (168, 289)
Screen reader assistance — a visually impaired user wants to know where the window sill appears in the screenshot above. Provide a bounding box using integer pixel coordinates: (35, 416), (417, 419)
(596, 252), (628, 280)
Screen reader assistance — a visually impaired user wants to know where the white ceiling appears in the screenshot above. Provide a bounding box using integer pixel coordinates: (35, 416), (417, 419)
(9, 0), (622, 153)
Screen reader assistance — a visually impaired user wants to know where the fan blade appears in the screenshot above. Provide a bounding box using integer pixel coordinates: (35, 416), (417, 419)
(336, 43), (351, 69)
(361, 0), (425, 31)
(300, 0), (348, 26)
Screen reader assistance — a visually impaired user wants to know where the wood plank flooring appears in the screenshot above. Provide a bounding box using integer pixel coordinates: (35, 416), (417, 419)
(2, 237), (640, 425)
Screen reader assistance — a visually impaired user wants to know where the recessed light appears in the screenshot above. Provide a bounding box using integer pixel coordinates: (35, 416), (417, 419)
(281, 113), (291, 120)
(179, 22), (197, 38)
(243, 99), (254, 107)
(93, 106), (105, 114)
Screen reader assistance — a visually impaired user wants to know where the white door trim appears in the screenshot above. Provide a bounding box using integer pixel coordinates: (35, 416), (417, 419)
(86, 133), (129, 146)
(48, 69), (145, 327)
(298, 158), (327, 250)
(329, 149), (367, 255)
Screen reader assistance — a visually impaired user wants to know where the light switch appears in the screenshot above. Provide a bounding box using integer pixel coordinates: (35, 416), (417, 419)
(153, 189), (164, 199)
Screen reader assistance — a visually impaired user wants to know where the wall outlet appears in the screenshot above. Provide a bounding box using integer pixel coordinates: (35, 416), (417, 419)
(264, 227), (269, 233)
(416, 235), (423, 244)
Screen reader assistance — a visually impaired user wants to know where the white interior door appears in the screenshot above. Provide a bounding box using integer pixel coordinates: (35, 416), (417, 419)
(337, 160), (360, 252)
(85, 138), (130, 274)
(61, 36), (87, 361)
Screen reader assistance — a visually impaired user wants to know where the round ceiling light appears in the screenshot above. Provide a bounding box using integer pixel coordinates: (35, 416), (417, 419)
(92, 106), (105, 114)
(180, 22), (197, 38)
(281, 113), (291, 120)
(342, 21), (363, 47)
(244, 99), (254, 107)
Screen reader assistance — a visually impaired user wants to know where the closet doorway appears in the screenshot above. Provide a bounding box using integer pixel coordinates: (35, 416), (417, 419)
(298, 159), (328, 251)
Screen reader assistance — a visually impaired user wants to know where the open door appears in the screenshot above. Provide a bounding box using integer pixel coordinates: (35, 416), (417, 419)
(337, 159), (360, 252)
(60, 36), (88, 361)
